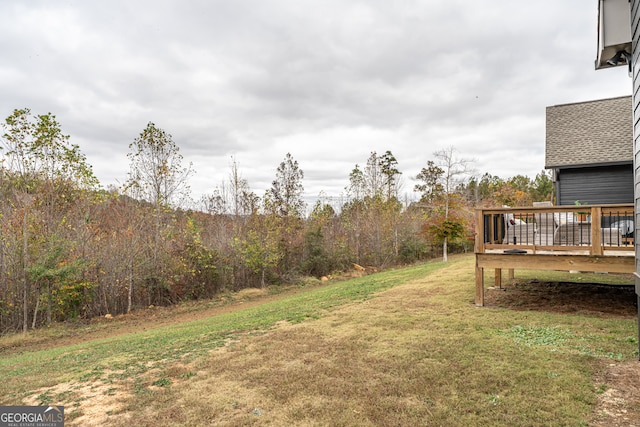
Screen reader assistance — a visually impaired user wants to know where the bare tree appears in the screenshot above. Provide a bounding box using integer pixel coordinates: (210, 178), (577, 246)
(126, 122), (193, 208)
(363, 151), (384, 198)
(126, 122), (194, 302)
(416, 147), (474, 262)
(229, 156), (257, 218)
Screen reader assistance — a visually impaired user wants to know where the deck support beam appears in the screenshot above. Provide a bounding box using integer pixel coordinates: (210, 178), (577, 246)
(476, 253), (634, 274)
(474, 253), (634, 309)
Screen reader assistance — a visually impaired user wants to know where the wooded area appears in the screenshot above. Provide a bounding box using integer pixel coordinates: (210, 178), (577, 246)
(0, 108), (553, 333)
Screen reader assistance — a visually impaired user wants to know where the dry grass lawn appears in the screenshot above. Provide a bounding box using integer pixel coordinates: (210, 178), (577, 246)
(1, 255), (638, 426)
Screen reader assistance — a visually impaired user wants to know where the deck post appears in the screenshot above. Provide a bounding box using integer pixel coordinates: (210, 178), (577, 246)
(591, 207), (603, 256)
(475, 261), (484, 306)
(494, 268), (502, 288)
(475, 209), (485, 306)
(508, 269), (514, 280)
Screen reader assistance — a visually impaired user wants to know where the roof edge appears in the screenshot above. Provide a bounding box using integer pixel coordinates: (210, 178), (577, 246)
(546, 94), (631, 110)
(545, 160), (633, 170)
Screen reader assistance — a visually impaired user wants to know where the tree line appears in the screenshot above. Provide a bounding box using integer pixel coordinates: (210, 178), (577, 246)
(0, 108), (553, 333)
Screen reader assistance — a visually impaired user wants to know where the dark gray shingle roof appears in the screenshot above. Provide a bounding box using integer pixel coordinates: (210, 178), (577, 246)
(545, 95), (632, 168)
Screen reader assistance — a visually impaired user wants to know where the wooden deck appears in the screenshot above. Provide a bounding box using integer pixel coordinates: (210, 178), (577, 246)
(474, 204), (634, 306)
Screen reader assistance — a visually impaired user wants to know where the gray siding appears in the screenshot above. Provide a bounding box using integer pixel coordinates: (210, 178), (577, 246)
(634, 0), (639, 275)
(556, 164), (633, 205)
(632, 0), (640, 315)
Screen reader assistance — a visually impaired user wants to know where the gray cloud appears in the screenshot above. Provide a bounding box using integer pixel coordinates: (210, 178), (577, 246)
(0, 0), (632, 204)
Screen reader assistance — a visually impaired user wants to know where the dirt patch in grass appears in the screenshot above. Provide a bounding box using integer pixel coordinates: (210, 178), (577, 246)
(484, 280), (637, 318)
(592, 361), (640, 427)
(23, 380), (128, 426)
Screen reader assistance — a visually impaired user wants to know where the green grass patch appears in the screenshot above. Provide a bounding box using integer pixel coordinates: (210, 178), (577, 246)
(505, 324), (572, 347)
(0, 260), (444, 402)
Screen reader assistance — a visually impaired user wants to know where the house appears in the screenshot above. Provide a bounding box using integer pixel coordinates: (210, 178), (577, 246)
(545, 96), (633, 205)
(475, 3), (639, 359)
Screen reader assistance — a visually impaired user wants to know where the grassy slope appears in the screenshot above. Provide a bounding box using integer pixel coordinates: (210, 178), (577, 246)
(0, 256), (637, 426)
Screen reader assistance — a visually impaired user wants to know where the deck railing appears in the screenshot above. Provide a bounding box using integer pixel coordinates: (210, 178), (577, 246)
(475, 204), (634, 255)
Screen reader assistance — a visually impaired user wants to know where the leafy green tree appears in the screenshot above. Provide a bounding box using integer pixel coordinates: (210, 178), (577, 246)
(301, 226), (331, 277)
(302, 201), (340, 276)
(265, 153), (306, 275)
(178, 217), (219, 298)
(234, 217), (283, 288)
(466, 173), (505, 204)
(532, 170), (553, 202)
(397, 234), (430, 264)
(27, 238), (90, 324)
(346, 164), (365, 200)
(464, 171), (552, 206)
(267, 153), (305, 218)
(340, 151), (404, 267)
(363, 194), (403, 266)
(379, 150), (402, 200)
(494, 180), (531, 207)
(507, 175), (531, 192)
(362, 151), (399, 198)
(1, 108), (97, 331)
(415, 160), (444, 204)
(2, 108), (98, 188)
(427, 219), (465, 250)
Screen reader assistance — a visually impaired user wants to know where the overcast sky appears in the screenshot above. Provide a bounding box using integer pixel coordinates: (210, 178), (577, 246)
(0, 0), (632, 207)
